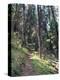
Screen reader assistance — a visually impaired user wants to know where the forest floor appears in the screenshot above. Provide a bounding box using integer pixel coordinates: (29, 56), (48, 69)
(11, 47), (58, 76)
(21, 49), (58, 76)
(21, 53), (39, 76)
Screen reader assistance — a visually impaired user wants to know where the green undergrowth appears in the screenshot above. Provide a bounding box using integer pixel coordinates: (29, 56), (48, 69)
(11, 46), (29, 76)
(31, 53), (58, 74)
(11, 32), (29, 76)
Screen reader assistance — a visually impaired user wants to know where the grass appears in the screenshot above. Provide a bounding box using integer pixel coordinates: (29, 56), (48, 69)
(31, 53), (57, 74)
(11, 46), (58, 76)
(11, 33), (58, 76)
(11, 33), (30, 76)
(11, 47), (58, 76)
(11, 46), (29, 76)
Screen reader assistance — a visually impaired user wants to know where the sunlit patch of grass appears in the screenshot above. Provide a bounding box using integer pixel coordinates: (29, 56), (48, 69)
(31, 53), (57, 74)
(31, 53), (49, 64)
(22, 47), (29, 54)
(32, 59), (51, 74)
(31, 53), (40, 60)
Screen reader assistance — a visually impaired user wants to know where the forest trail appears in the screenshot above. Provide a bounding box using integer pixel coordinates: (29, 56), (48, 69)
(21, 50), (58, 76)
(21, 52), (38, 76)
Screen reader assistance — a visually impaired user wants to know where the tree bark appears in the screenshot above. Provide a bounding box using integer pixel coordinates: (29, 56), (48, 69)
(35, 5), (41, 58)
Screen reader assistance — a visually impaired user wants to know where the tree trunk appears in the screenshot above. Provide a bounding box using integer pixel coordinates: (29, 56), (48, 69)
(35, 5), (41, 58)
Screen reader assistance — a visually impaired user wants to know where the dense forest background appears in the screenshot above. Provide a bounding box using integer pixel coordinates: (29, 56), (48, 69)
(8, 4), (59, 76)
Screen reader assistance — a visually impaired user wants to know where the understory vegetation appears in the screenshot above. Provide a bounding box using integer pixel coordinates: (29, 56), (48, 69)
(11, 44), (58, 76)
(11, 34), (58, 76)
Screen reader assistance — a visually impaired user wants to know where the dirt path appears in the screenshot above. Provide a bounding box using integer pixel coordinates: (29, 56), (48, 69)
(21, 53), (37, 76)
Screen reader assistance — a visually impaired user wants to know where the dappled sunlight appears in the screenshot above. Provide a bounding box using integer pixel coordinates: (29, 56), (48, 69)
(11, 46), (58, 75)
(31, 59), (51, 74)
(22, 47), (29, 54)
(30, 53), (40, 60)
(30, 53), (57, 74)
(31, 52), (49, 65)
(31, 58), (56, 74)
